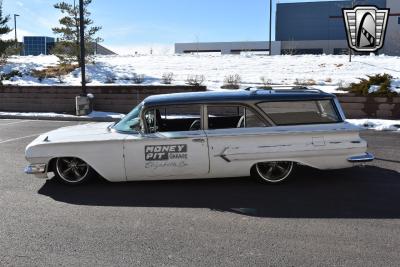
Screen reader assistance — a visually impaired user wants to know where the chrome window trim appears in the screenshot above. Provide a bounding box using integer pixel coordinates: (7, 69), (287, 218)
(334, 97), (347, 121)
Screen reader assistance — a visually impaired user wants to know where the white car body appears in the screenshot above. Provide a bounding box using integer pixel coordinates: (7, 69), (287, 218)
(25, 89), (373, 182)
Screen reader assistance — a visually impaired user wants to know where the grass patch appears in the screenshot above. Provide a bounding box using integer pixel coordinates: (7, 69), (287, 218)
(294, 78), (317, 86)
(31, 64), (78, 82)
(221, 74), (241, 89)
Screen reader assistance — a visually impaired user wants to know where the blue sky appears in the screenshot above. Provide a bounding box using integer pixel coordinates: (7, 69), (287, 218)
(4, 0), (344, 53)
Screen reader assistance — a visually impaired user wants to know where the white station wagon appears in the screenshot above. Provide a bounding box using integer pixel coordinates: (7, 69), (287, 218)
(25, 88), (374, 185)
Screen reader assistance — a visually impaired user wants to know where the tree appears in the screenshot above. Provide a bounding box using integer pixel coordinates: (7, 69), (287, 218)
(52, 0), (101, 66)
(0, 0), (15, 65)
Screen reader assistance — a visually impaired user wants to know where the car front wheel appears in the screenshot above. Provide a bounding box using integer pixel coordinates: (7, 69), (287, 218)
(253, 161), (294, 184)
(54, 157), (93, 185)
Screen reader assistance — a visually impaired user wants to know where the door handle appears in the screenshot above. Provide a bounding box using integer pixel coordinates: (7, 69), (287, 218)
(192, 138), (205, 143)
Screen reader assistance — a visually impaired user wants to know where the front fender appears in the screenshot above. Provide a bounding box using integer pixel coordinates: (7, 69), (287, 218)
(25, 140), (126, 182)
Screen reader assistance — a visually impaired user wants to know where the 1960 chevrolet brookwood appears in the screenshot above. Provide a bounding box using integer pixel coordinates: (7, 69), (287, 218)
(25, 88), (374, 185)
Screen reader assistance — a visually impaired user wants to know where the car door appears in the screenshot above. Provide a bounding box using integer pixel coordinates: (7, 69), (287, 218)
(124, 105), (210, 180)
(204, 104), (269, 178)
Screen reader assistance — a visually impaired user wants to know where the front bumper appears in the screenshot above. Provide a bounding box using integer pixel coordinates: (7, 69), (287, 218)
(25, 164), (47, 175)
(347, 152), (375, 163)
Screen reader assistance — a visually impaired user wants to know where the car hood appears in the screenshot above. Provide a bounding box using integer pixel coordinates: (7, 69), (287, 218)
(30, 122), (119, 146)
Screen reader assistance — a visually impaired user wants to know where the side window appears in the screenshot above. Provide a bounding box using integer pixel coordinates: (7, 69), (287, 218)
(207, 105), (266, 130)
(257, 100), (341, 126)
(144, 105), (201, 133)
(144, 109), (157, 133)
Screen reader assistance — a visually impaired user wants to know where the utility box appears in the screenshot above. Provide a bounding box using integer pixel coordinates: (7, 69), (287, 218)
(75, 96), (92, 116)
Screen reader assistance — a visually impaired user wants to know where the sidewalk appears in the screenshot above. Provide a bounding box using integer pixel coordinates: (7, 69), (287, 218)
(0, 111), (125, 122)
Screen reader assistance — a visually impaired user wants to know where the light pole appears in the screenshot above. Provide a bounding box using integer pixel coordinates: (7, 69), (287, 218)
(79, 0), (86, 96)
(14, 14), (20, 48)
(75, 0), (91, 116)
(95, 37), (103, 55)
(269, 0), (272, 55)
(349, 0), (360, 63)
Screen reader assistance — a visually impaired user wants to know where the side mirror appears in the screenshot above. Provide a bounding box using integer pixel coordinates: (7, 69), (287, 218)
(132, 124), (142, 133)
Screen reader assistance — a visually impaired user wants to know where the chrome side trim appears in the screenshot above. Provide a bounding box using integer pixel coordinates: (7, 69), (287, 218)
(347, 153), (374, 163)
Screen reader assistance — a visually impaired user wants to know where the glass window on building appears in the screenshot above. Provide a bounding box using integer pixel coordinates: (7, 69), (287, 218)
(23, 36), (55, 56)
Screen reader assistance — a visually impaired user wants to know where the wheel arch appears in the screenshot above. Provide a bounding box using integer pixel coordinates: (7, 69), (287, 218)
(46, 156), (101, 177)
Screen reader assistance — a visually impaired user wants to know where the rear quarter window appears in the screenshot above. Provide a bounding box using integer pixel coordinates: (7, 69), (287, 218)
(257, 100), (341, 125)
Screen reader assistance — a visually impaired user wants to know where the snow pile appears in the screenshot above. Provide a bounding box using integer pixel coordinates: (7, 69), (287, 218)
(368, 79), (400, 94)
(347, 119), (400, 132)
(390, 79), (400, 94)
(2, 54), (400, 92)
(0, 111), (125, 120)
(88, 111), (125, 119)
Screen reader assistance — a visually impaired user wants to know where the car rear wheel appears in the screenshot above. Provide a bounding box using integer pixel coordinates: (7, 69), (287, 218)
(253, 161), (294, 183)
(55, 157), (93, 185)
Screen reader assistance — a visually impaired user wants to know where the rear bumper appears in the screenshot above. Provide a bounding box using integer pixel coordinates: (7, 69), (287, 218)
(347, 153), (374, 163)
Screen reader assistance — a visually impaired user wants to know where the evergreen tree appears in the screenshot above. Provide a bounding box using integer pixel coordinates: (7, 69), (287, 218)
(52, 0), (101, 65)
(0, 0), (15, 65)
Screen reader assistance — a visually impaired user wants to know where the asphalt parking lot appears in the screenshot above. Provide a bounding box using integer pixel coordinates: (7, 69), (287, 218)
(0, 119), (399, 266)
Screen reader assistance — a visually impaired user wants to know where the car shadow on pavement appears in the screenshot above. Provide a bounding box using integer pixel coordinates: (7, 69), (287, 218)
(38, 166), (400, 218)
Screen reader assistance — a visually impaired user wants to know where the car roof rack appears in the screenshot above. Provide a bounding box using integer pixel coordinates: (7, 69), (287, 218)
(244, 86), (324, 94)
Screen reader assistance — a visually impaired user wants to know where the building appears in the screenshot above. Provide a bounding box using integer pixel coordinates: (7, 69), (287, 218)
(384, 0), (400, 56)
(23, 36), (55, 56)
(175, 0), (400, 56)
(175, 41), (280, 55)
(21, 36), (117, 56)
(276, 0), (386, 55)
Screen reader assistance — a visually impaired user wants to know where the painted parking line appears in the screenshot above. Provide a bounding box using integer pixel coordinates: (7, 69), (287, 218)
(0, 134), (41, 145)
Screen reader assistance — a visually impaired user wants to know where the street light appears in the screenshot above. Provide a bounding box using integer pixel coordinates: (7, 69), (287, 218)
(14, 14), (20, 48)
(269, 0), (272, 56)
(74, 0), (90, 116)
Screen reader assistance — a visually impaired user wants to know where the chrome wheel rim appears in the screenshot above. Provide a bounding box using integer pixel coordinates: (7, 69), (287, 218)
(56, 157), (89, 183)
(255, 161), (293, 183)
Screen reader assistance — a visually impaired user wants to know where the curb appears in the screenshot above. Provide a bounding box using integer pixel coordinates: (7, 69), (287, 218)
(0, 115), (120, 122)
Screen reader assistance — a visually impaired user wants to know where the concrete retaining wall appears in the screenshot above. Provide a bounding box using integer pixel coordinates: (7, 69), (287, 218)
(336, 94), (400, 119)
(0, 86), (398, 119)
(0, 85), (207, 114)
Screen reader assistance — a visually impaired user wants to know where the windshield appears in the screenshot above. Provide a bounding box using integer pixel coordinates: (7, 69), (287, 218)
(113, 103), (143, 133)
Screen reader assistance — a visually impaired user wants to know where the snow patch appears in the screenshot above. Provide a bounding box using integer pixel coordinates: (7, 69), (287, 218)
(347, 119), (400, 132)
(1, 54), (399, 93)
(0, 111), (125, 120)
